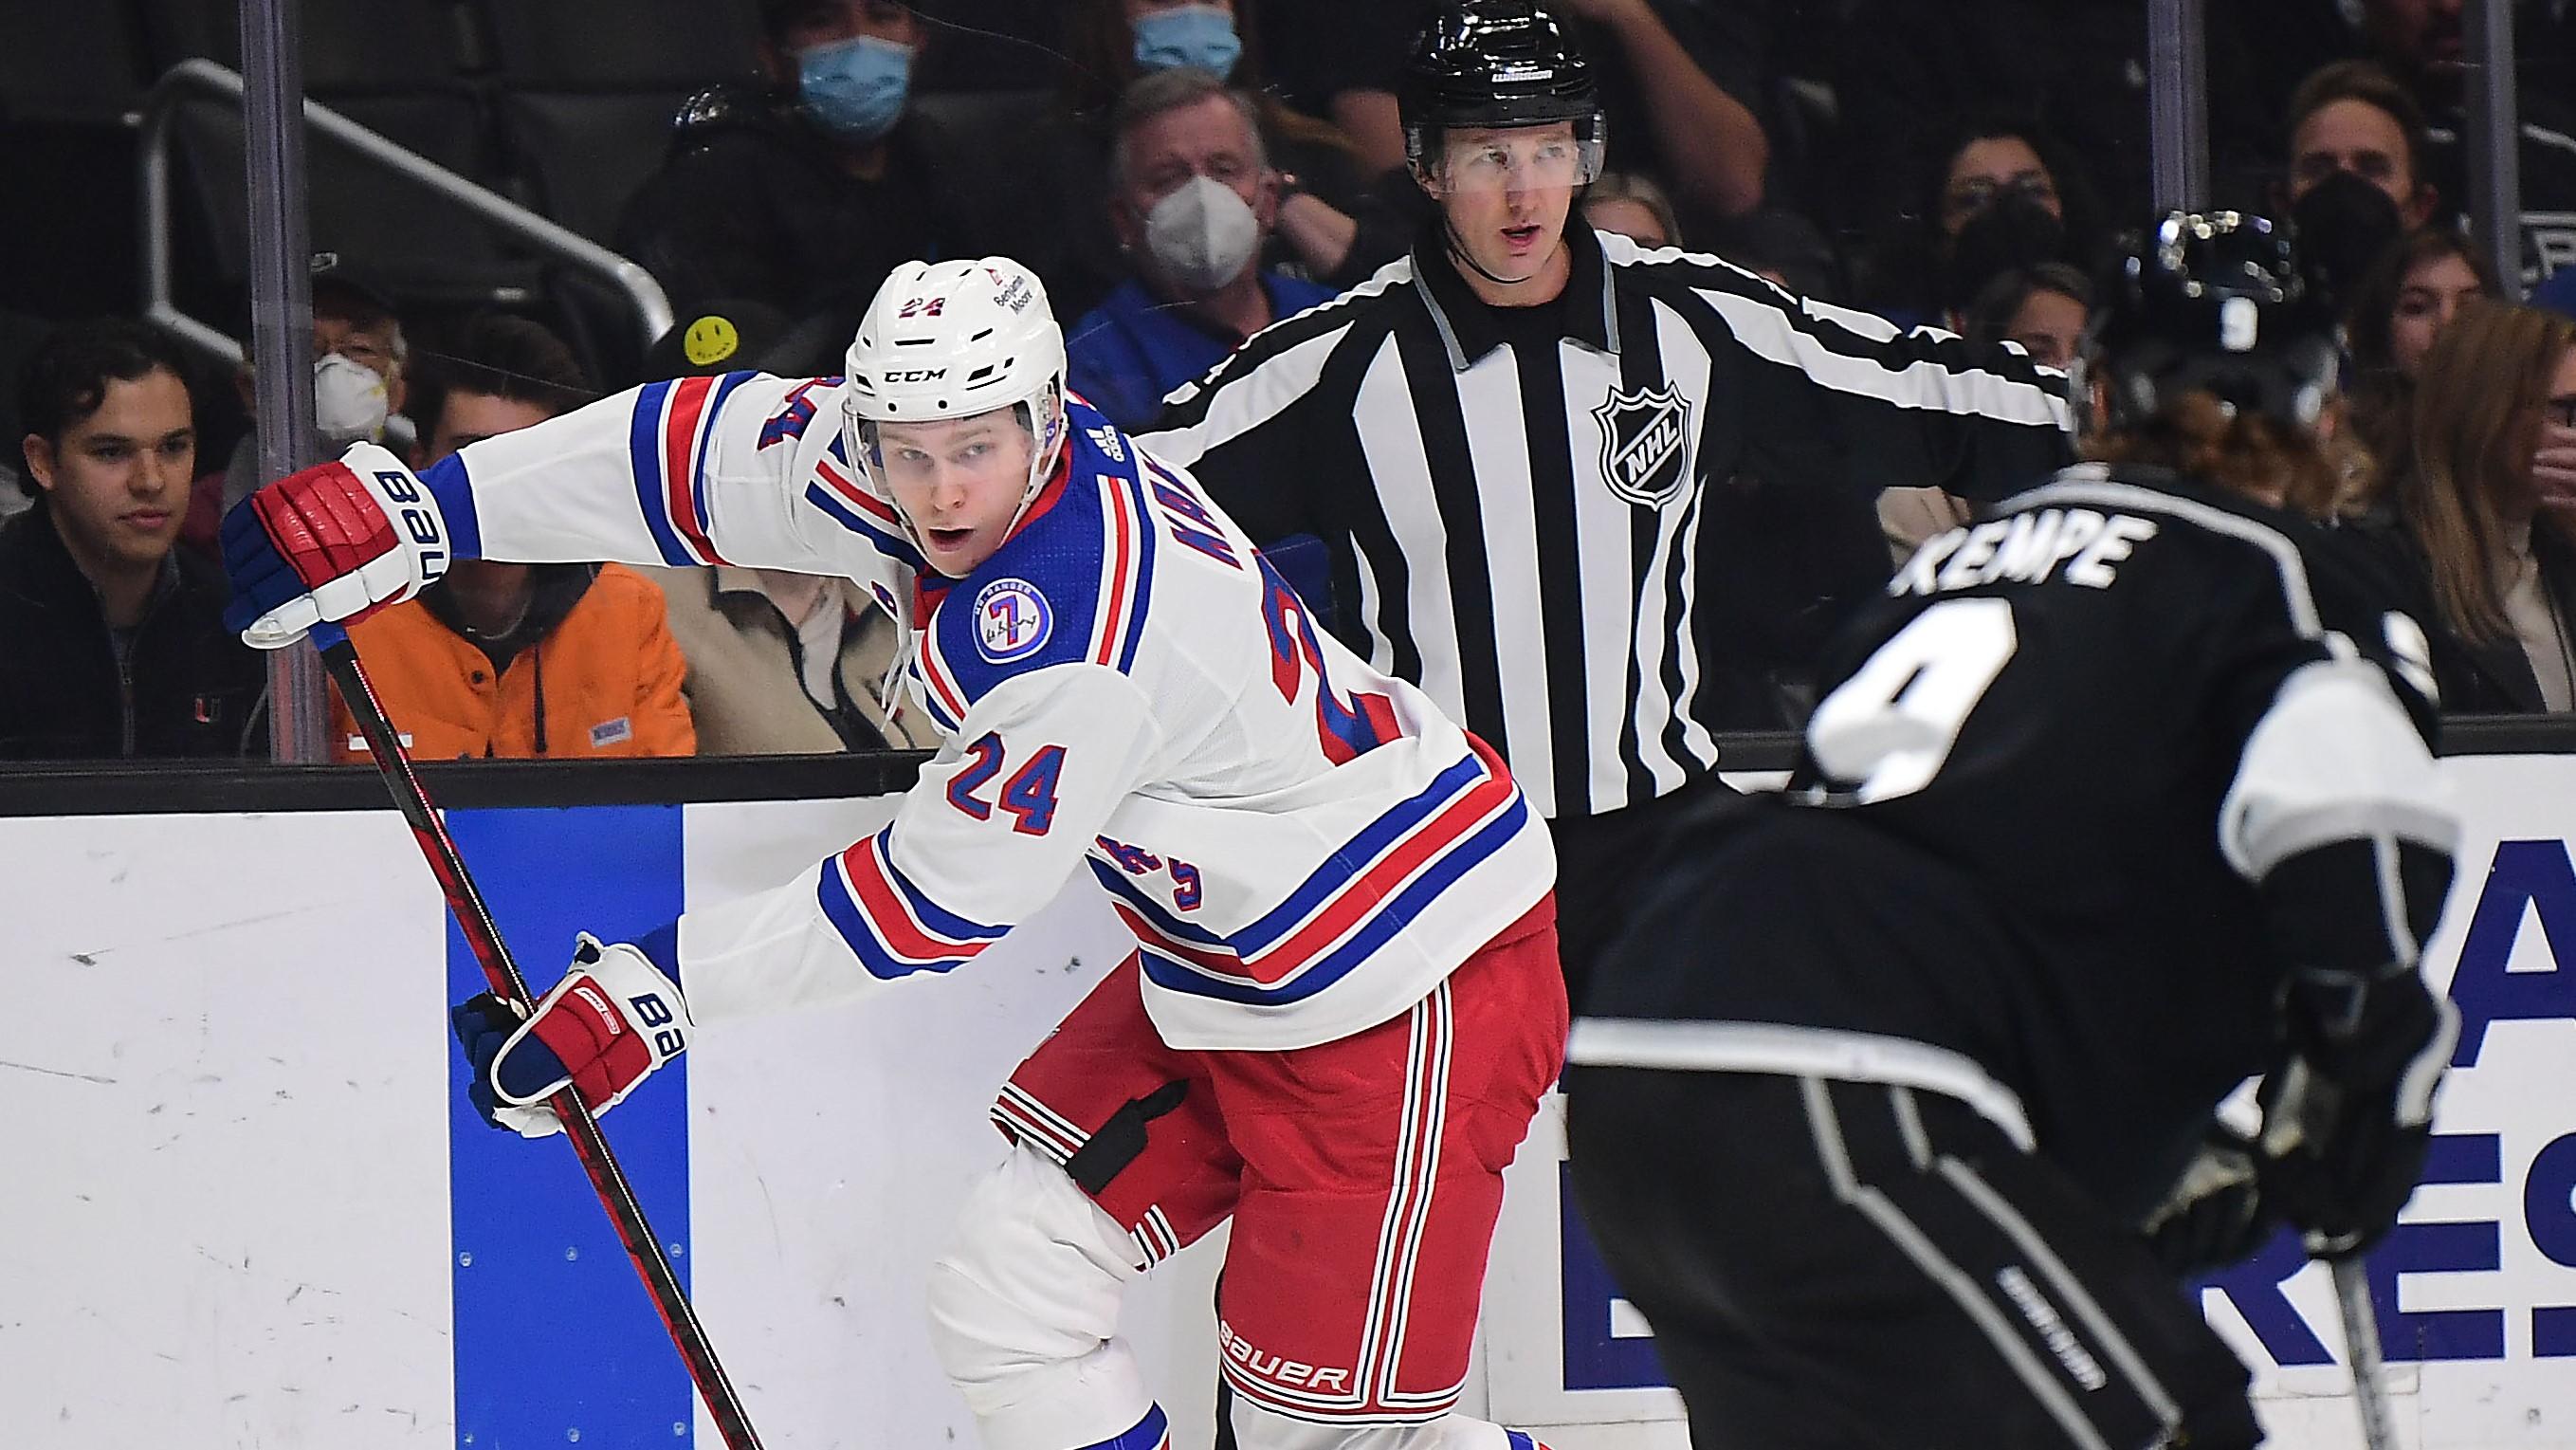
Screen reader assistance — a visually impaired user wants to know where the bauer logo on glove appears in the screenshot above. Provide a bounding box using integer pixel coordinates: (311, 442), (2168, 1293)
(451, 932), (690, 1138)
(221, 440), (451, 649)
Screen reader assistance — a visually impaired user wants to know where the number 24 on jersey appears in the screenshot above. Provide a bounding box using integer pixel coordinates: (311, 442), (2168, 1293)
(947, 732), (1068, 835)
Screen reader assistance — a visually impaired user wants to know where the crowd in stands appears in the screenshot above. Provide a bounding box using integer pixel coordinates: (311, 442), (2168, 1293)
(6, 0), (2576, 762)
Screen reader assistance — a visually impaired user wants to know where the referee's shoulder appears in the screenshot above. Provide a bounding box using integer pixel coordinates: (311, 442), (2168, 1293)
(1599, 229), (1997, 360)
(1160, 256), (1417, 414)
(1596, 229), (1788, 304)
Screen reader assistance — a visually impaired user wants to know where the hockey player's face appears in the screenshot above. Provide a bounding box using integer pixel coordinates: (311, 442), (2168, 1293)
(1429, 123), (1579, 284)
(876, 412), (1036, 575)
(23, 367), (195, 577)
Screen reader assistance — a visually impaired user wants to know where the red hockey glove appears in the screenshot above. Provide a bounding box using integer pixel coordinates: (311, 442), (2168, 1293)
(451, 934), (691, 1139)
(221, 441), (452, 647)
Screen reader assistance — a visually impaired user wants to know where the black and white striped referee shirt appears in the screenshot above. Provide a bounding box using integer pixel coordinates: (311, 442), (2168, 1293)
(1135, 221), (2073, 818)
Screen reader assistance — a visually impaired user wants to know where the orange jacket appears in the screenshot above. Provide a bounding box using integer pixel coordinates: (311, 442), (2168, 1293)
(330, 562), (696, 762)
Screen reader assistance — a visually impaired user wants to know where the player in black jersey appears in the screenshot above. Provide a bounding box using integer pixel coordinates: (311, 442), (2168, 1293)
(1562, 211), (2463, 1450)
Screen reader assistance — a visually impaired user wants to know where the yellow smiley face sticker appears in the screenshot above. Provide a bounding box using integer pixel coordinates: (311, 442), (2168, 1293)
(683, 314), (740, 368)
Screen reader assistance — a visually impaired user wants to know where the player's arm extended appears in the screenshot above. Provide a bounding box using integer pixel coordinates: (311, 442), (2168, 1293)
(670, 663), (1166, 1023)
(224, 374), (905, 646)
(420, 373), (866, 573)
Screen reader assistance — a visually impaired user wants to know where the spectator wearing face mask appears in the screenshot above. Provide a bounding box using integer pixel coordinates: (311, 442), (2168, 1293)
(323, 314), (697, 762)
(1065, 68), (1341, 432)
(988, 0), (1413, 321)
(1860, 114), (2101, 332)
(615, 0), (963, 341)
(2280, 61), (2437, 321)
(0, 319), (267, 759)
(181, 262), (411, 561)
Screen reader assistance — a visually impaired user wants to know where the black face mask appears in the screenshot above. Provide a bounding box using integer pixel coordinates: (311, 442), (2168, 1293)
(2292, 170), (2404, 318)
(1941, 191), (2066, 309)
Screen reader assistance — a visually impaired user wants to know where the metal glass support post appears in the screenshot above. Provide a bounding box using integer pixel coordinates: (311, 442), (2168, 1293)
(2463, 0), (2524, 291)
(2147, 0), (2209, 212)
(241, 0), (330, 763)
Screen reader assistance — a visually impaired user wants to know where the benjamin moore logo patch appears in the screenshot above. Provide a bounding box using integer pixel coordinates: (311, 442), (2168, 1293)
(974, 578), (1051, 662)
(1591, 384), (1693, 507)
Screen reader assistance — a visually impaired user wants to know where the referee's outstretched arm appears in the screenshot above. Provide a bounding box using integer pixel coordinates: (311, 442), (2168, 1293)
(1645, 252), (2076, 506)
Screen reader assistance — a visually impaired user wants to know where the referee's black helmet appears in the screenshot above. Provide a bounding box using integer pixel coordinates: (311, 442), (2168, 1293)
(2080, 211), (2342, 433)
(1399, 1), (1605, 174)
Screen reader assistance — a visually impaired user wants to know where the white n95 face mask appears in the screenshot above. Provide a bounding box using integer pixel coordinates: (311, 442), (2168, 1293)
(313, 351), (392, 444)
(1143, 175), (1261, 296)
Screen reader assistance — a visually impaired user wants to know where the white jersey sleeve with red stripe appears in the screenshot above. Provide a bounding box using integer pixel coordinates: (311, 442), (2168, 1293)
(667, 397), (1557, 1053)
(674, 661), (1165, 1025)
(413, 370), (923, 590)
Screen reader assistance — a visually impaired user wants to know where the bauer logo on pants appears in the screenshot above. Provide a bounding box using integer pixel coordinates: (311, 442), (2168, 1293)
(1592, 384), (1693, 508)
(975, 578), (1052, 663)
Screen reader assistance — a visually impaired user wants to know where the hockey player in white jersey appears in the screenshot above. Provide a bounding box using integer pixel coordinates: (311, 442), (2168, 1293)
(223, 257), (1567, 1450)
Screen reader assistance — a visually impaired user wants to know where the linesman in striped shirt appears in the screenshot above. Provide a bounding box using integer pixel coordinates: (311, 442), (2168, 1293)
(1138, 0), (2076, 1001)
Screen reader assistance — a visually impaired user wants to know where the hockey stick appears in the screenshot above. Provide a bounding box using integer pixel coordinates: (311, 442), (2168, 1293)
(2332, 1257), (2397, 1450)
(314, 628), (767, 1450)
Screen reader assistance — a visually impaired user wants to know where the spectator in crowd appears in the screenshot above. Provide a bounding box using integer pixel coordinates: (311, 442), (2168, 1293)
(1580, 170), (1680, 248)
(1963, 260), (2092, 370)
(632, 301), (931, 754)
(2344, 225), (2501, 469)
(328, 315), (695, 762)
(1709, 204), (1847, 301)
(2284, 60), (2437, 224)
(1870, 264), (2091, 567)
(615, 0), (961, 342)
(185, 262), (412, 560)
(1825, 0), (2272, 243)
(1065, 69), (1341, 431)
(1861, 115), (2100, 330)
(2375, 301), (2576, 711)
(1280, 0), (1772, 236)
(0, 319), (266, 759)
(2280, 61), (2436, 317)
(1004, 0), (1409, 319)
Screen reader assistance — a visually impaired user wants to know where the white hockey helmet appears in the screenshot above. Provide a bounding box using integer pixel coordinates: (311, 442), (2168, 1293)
(842, 257), (1069, 546)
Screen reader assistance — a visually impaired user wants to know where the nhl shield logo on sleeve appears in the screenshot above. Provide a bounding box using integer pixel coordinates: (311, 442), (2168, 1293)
(974, 578), (1053, 663)
(1592, 384), (1694, 507)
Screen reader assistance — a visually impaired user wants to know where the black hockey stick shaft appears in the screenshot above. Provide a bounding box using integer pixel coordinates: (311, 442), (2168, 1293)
(318, 634), (766, 1450)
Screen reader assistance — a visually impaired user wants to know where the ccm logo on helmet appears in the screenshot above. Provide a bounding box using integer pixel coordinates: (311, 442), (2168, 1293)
(885, 368), (948, 383)
(375, 468), (449, 584)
